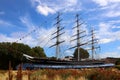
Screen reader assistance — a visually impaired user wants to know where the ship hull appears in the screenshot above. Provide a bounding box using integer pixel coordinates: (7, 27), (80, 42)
(16, 60), (115, 69)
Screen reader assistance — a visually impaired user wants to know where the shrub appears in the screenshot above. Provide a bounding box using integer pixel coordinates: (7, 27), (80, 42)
(115, 65), (120, 70)
(115, 59), (120, 65)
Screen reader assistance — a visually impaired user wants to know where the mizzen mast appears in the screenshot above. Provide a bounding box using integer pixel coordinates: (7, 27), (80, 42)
(88, 27), (100, 59)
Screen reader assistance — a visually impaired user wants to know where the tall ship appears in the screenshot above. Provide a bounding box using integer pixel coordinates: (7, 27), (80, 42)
(18, 13), (114, 69)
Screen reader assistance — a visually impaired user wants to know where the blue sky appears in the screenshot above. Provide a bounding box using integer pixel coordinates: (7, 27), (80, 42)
(0, 0), (120, 58)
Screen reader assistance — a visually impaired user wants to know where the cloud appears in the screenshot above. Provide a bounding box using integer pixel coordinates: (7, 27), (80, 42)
(92, 0), (108, 6)
(18, 16), (72, 48)
(0, 32), (37, 47)
(92, 0), (120, 18)
(112, 26), (120, 29)
(108, 20), (120, 24)
(0, 20), (14, 27)
(0, 11), (5, 15)
(35, 27), (55, 47)
(117, 46), (120, 50)
(10, 31), (26, 38)
(0, 32), (39, 47)
(31, 0), (82, 16)
(98, 22), (120, 44)
(0, 16), (39, 46)
(19, 15), (36, 30)
(92, 0), (120, 6)
(104, 10), (120, 17)
(100, 38), (114, 44)
(36, 27), (72, 48)
(18, 35), (37, 47)
(0, 34), (16, 42)
(36, 5), (55, 16)
(100, 52), (120, 58)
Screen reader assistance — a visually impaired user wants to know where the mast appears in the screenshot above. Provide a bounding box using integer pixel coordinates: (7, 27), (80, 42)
(76, 14), (80, 61)
(50, 12), (65, 59)
(88, 27), (100, 59)
(91, 28), (95, 59)
(69, 14), (87, 61)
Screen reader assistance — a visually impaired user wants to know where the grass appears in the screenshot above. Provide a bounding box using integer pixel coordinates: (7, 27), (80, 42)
(0, 68), (120, 80)
(0, 70), (28, 80)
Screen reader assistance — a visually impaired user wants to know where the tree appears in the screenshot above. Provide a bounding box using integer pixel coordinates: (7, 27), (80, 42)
(0, 42), (46, 69)
(32, 46), (46, 58)
(115, 58), (120, 65)
(73, 48), (89, 60)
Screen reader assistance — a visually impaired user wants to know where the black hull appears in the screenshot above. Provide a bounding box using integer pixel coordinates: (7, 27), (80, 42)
(30, 60), (105, 65)
(17, 60), (115, 69)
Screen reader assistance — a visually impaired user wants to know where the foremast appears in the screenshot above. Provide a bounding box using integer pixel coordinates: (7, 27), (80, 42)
(50, 12), (65, 59)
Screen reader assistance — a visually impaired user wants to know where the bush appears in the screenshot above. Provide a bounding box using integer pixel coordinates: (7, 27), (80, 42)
(115, 59), (120, 65)
(115, 65), (120, 70)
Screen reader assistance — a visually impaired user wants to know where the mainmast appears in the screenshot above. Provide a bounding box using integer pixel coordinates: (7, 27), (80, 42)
(50, 12), (65, 59)
(69, 14), (86, 61)
(91, 28), (95, 59)
(76, 14), (80, 61)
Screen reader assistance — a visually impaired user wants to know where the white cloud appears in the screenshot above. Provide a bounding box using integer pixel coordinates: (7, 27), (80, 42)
(100, 3), (120, 10)
(36, 27), (72, 48)
(10, 32), (26, 38)
(92, 0), (108, 6)
(0, 33), (37, 47)
(31, 0), (82, 16)
(98, 22), (120, 44)
(19, 15), (36, 30)
(100, 38), (113, 44)
(108, 0), (120, 3)
(0, 11), (5, 15)
(92, 0), (120, 6)
(0, 20), (14, 27)
(92, 0), (120, 18)
(19, 15), (52, 47)
(104, 10), (120, 17)
(36, 5), (55, 16)
(0, 15), (40, 46)
(35, 27), (55, 47)
(18, 35), (37, 47)
(18, 14), (71, 48)
(117, 46), (120, 50)
(62, 50), (74, 57)
(112, 26), (120, 29)
(99, 23), (110, 33)
(0, 34), (16, 42)
(108, 20), (120, 24)
(0, 32), (39, 47)
(100, 52), (120, 58)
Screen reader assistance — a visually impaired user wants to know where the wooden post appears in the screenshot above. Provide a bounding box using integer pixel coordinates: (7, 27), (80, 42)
(8, 61), (13, 80)
(16, 63), (22, 80)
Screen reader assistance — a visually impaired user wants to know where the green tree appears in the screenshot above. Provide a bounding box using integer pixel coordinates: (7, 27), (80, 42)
(0, 42), (12, 69)
(0, 42), (46, 69)
(115, 58), (120, 65)
(49, 56), (57, 60)
(73, 48), (89, 60)
(32, 46), (46, 58)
